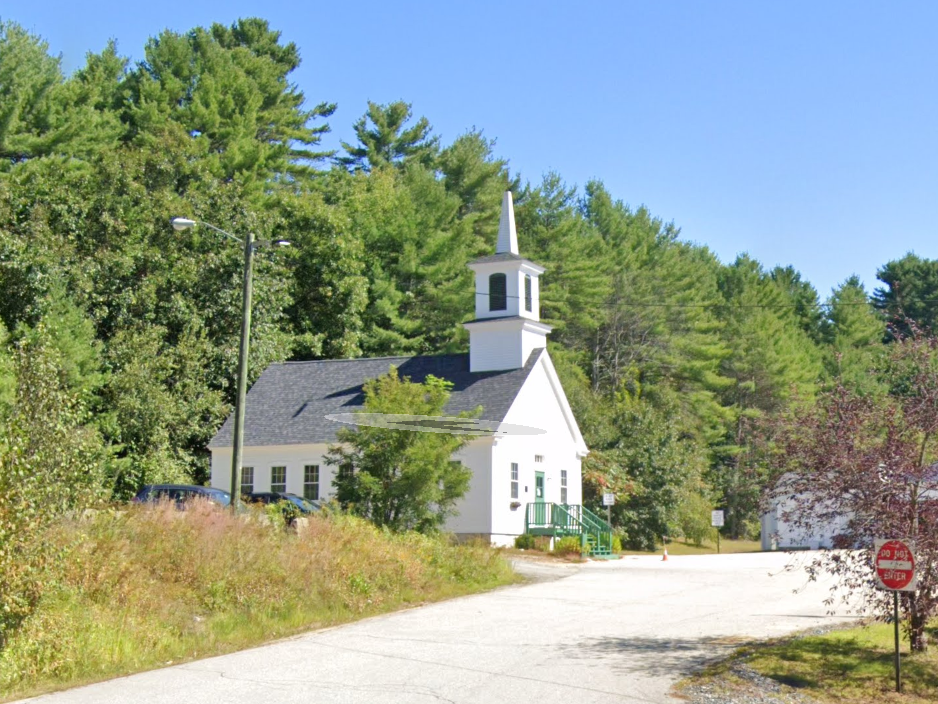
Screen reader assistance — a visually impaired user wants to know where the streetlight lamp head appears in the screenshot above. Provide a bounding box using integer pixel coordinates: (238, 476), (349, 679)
(172, 217), (197, 232)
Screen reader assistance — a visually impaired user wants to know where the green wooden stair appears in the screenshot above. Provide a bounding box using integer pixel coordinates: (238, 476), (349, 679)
(524, 502), (615, 558)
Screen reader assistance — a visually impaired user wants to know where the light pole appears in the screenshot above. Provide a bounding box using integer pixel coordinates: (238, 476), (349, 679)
(171, 217), (289, 510)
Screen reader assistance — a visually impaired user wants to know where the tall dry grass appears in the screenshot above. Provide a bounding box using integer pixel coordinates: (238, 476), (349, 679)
(0, 501), (516, 698)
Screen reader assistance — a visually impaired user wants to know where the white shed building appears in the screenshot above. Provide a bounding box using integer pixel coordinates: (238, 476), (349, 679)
(760, 474), (852, 550)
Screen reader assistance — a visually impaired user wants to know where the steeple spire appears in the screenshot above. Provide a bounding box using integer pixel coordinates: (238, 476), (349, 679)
(495, 191), (518, 255)
(465, 192), (550, 372)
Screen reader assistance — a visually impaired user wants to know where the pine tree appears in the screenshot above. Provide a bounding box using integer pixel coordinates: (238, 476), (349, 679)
(437, 130), (513, 246)
(124, 18), (334, 185)
(822, 276), (885, 394)
(579, 181), (730, 444)
(874, 253), (938, 336)
(770, 265), (823, 342)
(337, 100), (439, 173)
(514, 174), (612, 359)
(713, 255), (822, 536)
(277, 191), (368, 360)
(0, 21), (68, 166)
(0, 24), (126, 166)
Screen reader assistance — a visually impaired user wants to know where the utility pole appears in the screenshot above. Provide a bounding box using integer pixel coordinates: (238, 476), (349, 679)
(229, 231), (255, 511)
(171, 219), (289, 512)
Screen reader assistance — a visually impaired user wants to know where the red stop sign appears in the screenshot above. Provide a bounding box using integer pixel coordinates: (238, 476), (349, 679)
(875, 539), (916, 591)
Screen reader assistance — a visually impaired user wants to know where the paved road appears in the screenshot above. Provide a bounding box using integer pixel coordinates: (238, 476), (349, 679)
(16, 552), (858, 704)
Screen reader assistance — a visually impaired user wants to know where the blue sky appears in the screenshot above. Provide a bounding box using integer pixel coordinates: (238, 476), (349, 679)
(7, 0), (937, 299)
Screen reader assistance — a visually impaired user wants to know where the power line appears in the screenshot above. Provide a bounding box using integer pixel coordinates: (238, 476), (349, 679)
(473, 291), (887, 311)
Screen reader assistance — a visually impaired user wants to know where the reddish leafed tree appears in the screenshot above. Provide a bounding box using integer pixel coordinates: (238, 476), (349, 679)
(772, 328), (938, 652)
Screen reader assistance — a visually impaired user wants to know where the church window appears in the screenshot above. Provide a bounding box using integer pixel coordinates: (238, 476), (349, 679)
(240, 466), (254, 496)
(524, 275), (532, 312)
(489, 273), (507, 311)
(304, 464), (319, 501)
(271, 466), (286, 493)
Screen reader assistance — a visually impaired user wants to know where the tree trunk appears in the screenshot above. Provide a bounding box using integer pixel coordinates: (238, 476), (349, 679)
(908, 594), (929, 652)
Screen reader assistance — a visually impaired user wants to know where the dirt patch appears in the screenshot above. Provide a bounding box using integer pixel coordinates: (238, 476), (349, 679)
(677, 662), (820, 704)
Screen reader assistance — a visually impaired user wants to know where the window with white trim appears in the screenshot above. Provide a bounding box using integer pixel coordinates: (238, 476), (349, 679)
(339, 462), (354, 481)
(524, 274), (532, 312)
(240, 467), (254, 496)
(534, 454), (544, 463)
(271, 466), (286, 493)
(304, 464), (319, 501)
(489, 273), (507, 311)
(560, 470), (568, 505)
(510, 462), (519, 499)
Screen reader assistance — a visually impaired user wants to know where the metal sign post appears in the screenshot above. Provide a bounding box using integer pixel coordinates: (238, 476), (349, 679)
(874, 539), (917, 694)
(711, 510), (724, 554)
(602, 492), (615, 526)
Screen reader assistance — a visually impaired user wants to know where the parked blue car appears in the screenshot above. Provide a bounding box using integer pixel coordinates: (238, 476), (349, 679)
(247, 492), (320, 514)
(132, 484), (232, 509)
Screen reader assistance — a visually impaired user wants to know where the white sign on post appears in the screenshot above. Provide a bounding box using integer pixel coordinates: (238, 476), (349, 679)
(602, 492), (615, 506)
(711, 510), (725, 528)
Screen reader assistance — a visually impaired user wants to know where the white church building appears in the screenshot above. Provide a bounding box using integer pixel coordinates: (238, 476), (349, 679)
(209, 192), (593, 546)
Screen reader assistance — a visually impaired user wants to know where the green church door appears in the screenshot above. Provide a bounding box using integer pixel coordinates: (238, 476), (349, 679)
(535, 472), (545, 502)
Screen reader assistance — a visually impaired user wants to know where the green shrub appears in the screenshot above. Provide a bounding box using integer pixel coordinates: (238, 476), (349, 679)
(676, 491), (716, 547)
(741, 517), (762, 541)
(611, 534), (622, 553)
(553, 536), (582, 556)
(0, 329), (107, 646)
(263, 500), (301, 527)
(514, 534), (536, 550)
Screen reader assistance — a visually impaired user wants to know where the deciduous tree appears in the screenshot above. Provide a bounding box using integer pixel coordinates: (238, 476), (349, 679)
(774, 328), (938, 652)
(327, 368), (475, 532)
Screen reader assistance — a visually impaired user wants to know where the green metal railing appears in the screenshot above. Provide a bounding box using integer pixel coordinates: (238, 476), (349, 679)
(524, 502), (614, 557)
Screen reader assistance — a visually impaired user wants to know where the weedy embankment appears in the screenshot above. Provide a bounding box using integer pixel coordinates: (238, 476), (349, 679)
(0, 502), (516, 699)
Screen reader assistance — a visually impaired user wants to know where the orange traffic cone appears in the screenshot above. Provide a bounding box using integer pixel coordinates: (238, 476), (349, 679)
(661, 548), (668, 561)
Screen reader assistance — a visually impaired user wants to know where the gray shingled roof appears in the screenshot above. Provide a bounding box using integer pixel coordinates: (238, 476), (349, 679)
(209, 349), (545, 448)
(469, 252), (524, 264)
(463, 315), (553, 328)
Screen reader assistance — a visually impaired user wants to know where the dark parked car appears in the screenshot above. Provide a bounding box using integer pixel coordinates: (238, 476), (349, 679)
(132, 484), (232, 509)
(247, 492), (320, 514)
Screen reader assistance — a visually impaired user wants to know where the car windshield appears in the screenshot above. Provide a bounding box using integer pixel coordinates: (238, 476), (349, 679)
(285, 495), (315, 512)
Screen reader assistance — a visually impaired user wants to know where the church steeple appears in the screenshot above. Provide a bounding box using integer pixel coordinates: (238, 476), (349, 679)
(495, 190), (518, 255)
(463, 191), (551, 372)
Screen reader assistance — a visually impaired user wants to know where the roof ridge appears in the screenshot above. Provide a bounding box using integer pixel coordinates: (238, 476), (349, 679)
(278, 352), (467, 366)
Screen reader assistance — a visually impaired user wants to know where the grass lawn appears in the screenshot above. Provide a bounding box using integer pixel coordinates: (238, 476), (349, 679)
(682, 621), (938, 703)
(506, 537), (763, 558)
(619, 538), (763, 556)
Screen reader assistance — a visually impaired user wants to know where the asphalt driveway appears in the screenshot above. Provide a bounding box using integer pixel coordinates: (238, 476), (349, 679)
(15, 552), (858, 704)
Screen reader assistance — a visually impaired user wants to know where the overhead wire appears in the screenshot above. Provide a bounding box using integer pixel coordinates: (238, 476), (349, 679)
(473, 291), (892, 311)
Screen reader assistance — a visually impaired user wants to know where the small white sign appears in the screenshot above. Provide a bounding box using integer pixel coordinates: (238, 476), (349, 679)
(602, 492), (615, 506)
(711, 510), (725, 527)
